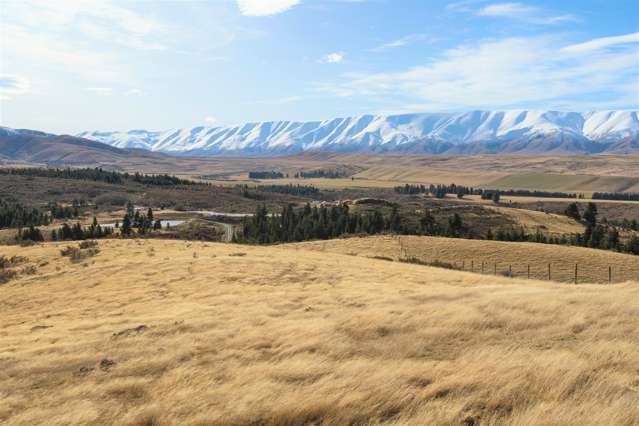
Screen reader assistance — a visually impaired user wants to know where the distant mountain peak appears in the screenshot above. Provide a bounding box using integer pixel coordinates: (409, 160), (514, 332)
(77, 110), (639, 156)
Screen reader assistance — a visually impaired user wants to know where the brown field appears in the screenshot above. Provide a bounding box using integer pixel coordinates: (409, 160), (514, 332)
(77, 153), (639, 193)
(484, 206), (584, 235)
(1, 239), (639, 425)
(292, 235), (639, 284)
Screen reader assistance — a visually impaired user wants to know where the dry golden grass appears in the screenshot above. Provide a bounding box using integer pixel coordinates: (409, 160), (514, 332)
(1, 239), (639, 425)
(102, 153), (639, 192)
(486, 173), (639, 194)
(293, 235), (639, 284)
(484, 206), (584, 235)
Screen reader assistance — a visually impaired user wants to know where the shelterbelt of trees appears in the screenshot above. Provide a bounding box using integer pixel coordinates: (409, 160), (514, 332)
(237, 184), (322, 198)
(0, 168), (200, 186)
(248, 169), (349, 179)
(394, 183), (579, 199)
(592, 192), (639, 201)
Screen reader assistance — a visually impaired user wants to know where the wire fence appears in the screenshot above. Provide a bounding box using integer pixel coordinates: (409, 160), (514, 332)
(396, 238), (638, 284)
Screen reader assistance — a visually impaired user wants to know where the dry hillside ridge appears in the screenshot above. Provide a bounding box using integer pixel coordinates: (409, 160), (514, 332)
(291, 235), (639, 284)
(1, 239), (638, 425)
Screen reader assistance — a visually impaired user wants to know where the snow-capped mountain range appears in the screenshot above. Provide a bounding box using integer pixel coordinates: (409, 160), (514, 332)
(78, 110), (639, 156)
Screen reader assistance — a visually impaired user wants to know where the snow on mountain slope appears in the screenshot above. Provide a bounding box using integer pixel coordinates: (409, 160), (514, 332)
(77, 110), (639, 156)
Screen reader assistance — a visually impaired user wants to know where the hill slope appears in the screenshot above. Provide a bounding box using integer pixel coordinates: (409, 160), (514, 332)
(0, 127), (163, 167)
(78, 110), (639, 156)
(1, 239), (638, 425)
(291, 235), (639, 283)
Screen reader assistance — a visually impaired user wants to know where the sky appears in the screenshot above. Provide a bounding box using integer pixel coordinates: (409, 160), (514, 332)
(0, 0), (638, 134)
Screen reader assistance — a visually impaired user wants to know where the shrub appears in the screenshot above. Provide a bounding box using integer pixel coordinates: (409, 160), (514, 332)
(60, 245), (100, 262)
(399, 257), (459, 270)
(79, 240), (99, 249)
(0, 269), (17, 284)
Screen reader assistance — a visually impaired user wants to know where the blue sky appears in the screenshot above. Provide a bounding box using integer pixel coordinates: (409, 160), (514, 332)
(1, 0), (638, 134)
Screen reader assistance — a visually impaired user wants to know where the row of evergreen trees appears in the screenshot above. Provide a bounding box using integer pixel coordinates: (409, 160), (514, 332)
(51, 218), (114, 241)
(256, 184), (322, 198)
(1, 167), (124, 184)
(592, 192), (639, 202)
(16, 217), (114, 243)
(0, 167), (201, 187)
(248, 171), (286, 179)
(237, 204), (403, 244)
(486, 189), (578, 199)
(295, 169), (346, 179)
(394, 183), (579, 200)
(395, 184), (479, 198)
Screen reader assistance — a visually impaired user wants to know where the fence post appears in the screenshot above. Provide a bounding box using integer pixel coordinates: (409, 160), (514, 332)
(527, 264), (530, 279)
(462, 261), (465, 270)
(548, 263), (551, 281)
(481, 262), (485, 273)
(471, 260), (474, 272)
(609, 266), (612, 284)
(574, 263), (578, 285)
(509, 264), (512, 277)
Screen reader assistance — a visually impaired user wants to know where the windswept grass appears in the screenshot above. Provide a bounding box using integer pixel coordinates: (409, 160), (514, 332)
(0, 239), (638, 425)
(293, 235), (639, 284)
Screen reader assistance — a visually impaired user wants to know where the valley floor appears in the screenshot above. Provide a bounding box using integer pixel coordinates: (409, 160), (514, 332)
(1, 239), (639, 425)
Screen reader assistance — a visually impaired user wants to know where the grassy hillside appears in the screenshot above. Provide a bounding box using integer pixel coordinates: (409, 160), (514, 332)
(486, 173), (639, 194)
(1, 239), (638, 425)
(293, 235), (639, 283)
(484, 205), (584, 235)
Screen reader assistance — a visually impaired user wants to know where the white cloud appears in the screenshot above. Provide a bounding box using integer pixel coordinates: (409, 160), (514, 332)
(0, 0), (171, 88)
(204, 116), (218, 124)
(3, 0), (168, 51)
(0, 74), (30, 100)
(126, 89), (143, 96)
(478, 2), (534, 17)
(322, 52), (345, 64)
(85, 87), (113, 96)
(4, 23), (122, 83)
(562, 32), (639, 54)
(372, 34), (435, 51)
(316, 35), (639, 110)
(476, 2), (578, 25)
(236, 0), (300, 16)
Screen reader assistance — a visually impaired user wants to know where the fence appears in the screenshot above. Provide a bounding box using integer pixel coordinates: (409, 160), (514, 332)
(396, 237), (637, 284)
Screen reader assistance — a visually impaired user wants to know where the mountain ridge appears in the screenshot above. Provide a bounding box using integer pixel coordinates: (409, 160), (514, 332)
(76, 110), (639, 156)
(0, 126), (165, 167)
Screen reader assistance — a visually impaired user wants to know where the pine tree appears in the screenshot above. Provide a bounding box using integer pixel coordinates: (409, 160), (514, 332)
(121, 215), (133, 236)
(564, 202), (581, 221)
(389, 206), (402, 233)
(583, 203), (598, 228)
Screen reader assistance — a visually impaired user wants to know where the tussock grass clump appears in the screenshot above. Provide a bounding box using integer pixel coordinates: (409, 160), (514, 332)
(400, 257), (460, 270)
(60, 242), (100, 262)
(0, 255), (29, 284)
(0, 255), (27, 269)
(78, 240), (99, 249)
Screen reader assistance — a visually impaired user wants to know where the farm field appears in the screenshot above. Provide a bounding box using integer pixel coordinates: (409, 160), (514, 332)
(292, 235), (639, 284)
(485, 173), (639, 194)
(1, 239), (638, 425)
